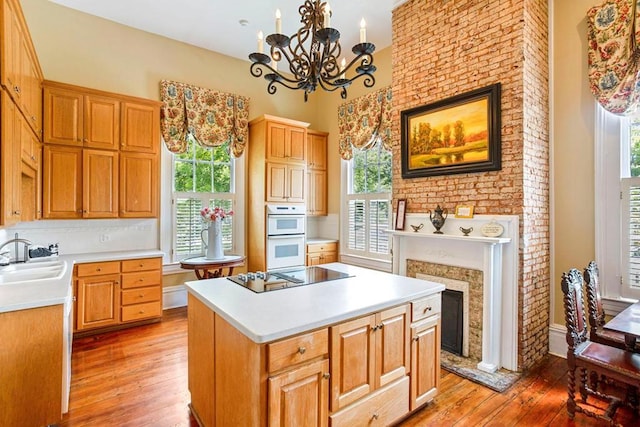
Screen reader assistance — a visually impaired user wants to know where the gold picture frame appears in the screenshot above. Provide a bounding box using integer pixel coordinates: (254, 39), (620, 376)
(455, 205), (475, 218)
(400, 83), (501, 178)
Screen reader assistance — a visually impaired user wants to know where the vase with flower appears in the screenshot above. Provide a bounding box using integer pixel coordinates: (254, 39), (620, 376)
(200, 206), (233, 260)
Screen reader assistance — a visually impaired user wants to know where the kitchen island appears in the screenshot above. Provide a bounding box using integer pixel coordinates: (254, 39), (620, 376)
(185, 262), (445, 426)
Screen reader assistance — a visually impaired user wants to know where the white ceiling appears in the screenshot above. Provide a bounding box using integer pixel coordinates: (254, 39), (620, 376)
(48, 0), (398, 61)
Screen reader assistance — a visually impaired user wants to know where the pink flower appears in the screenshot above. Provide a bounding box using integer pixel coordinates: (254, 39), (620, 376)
(200, 206), (233, 223)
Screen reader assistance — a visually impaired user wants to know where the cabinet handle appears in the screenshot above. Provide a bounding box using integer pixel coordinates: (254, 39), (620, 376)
(371, 413), (379, 420)
(423, 306), (433, 313)
(322, 373), (330, 380)
(297, 346), (306, 355)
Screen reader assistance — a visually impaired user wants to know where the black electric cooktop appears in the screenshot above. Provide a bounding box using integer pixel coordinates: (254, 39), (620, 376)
(227, 266), (353, 293)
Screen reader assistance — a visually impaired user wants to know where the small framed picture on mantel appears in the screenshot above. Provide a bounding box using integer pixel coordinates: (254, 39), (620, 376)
(395, 199), (407, 230)
(455, 205), (474, 218)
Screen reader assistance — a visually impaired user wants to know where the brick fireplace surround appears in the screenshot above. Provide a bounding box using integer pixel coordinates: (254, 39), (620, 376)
(391, 0), (549, 371)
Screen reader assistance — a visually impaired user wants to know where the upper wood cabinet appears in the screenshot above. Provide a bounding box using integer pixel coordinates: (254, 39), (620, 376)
(1, 90), (21, 225)
(266, 120), (307, 164)
(119, 152), (158, 218)
(121, 101), (160, 153)
(307, 130), (328, 170)
(43, 85), (83, 145)
(1, 0), (43, 137)
(43, 81), (161, 219)
(306, 129), (328, 216)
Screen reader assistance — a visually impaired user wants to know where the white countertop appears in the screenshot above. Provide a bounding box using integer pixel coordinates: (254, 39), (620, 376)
(306, 237), (338, 244)
(0, 249), (164, 313)
(186, 262), (445, 344)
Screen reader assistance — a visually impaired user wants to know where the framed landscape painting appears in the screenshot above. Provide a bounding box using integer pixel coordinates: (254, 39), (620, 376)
(400, 83), (501, 178)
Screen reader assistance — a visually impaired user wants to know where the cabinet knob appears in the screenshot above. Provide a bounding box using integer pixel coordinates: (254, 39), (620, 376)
(96, 267), (102, 271)
(139, 310), (145, 314)
(14, 85), (20, 93)
(371, 413), (379, 420)
(322, 373), (330, 380)
(413, 336), (420, 342)
(139, 294), (144, 298)
(12, 210), (20, 215)
(423, 306), (432, 313)
(297, 346), (306, 355)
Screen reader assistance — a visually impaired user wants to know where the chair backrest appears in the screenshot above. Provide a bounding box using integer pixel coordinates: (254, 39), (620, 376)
(561, 268), (589, 352)
(584, 261), (606, 330)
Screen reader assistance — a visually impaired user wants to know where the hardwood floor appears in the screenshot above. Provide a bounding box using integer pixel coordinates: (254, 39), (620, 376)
(59, 307), (637, 426)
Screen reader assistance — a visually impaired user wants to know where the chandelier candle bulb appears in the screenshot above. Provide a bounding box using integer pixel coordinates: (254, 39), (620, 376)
(257, 30), (264, 53)
(324, 3), (331, 28)
(339, 57), (346, 79)
(360, 18), (366, 43)
(275, 9), (282, 34)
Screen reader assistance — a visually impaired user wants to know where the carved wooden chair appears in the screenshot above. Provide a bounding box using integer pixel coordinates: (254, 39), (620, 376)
(561, 268), (640, 425)
(584, 261), (629, 350)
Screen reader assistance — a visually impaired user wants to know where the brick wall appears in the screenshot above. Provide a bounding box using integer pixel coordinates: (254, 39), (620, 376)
(392, 0), (549, 370)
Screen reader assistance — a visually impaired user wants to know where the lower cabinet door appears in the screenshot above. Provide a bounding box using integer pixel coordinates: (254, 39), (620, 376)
(329, 376), (409, 427)
(410, 316), (440, 409)
(76, 274), (120, 330)
(268, 358), (329, 427)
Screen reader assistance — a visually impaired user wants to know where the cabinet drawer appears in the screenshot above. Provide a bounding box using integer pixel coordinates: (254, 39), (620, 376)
(268, 328), (328, 373)
(411, 294), (441, 322)
(76, 261), (120, 277)
(329, 376), (409, 427)
(121, 301), (161, 322)
(121, 270), (161, 289)
(307, 242), (337, 254)
(121, 257), (161, 273)
(122, 286), (161, 306)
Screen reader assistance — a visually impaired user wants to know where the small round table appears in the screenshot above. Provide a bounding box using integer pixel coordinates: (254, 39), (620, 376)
(180, 255), (245, 280)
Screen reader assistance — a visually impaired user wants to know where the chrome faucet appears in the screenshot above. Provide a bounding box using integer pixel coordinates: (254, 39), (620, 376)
(0, 233), (33, 264)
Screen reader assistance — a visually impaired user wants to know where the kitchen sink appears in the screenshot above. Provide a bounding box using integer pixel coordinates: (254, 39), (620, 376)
(0, 259), (67, 284)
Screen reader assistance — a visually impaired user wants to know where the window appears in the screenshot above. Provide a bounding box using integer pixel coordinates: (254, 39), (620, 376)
(596, 105), (640, 304)
(342, 143), (392, 263)
(172, 136), (236, 262)
(621, 117), (640, 299)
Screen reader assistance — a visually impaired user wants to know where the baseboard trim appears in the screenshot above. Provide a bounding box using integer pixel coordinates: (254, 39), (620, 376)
(548, 323), (566, 359)
(163, 284), (187, 309)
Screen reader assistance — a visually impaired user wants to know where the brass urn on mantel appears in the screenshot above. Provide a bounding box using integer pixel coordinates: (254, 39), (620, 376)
(428, 205), (448, 234)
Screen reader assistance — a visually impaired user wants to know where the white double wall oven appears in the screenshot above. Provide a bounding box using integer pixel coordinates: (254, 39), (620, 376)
(266, 204), (305, 271)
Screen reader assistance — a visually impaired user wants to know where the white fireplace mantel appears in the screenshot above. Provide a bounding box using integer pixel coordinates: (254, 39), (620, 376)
(389, 214), (519, 372)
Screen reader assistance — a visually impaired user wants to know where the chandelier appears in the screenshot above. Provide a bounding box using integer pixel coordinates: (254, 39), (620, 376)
(248, 1), (376, 101)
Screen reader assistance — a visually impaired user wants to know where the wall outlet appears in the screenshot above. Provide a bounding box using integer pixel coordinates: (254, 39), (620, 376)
(99, 234), (111, 243)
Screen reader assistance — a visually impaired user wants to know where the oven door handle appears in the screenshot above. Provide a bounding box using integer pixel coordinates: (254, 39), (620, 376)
(267, 234), (305, 239)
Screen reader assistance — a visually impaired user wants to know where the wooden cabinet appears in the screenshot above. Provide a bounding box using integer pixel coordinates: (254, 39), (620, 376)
(247, 115), (310, 271)
(188, 293), (439, 426)
(266, 162), (305, 203)
(120, 257), (162, 323)
(119, 152), (158, 217)
(266, 120), (306, 163)
(1, 90), (21, 225)
(74, 257), (162, 334)
(43, 81), (161, 219)
(120, 101), (160, 153)
(307, 241), (338, 266)
(1, 0), (43, 137)
(268, 359), (329, 427)
(0, 304), (63, 426)
(329, 304), (410, 412)
(43, 85), (83, 145)
(75, 261), (121, 331)
(410, 294), (441, 409)
(43, 145), (119, 219)
(306, 130), (328, 216)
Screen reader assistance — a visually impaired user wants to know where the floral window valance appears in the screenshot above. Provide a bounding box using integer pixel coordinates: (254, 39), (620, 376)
(160, 80), (250, 157)
(338, 86), (392, 160)
(588, 0), (640, 115)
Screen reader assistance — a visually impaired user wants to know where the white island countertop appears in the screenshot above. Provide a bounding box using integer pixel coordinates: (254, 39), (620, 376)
(0, 249), (163, 313)
(186, 262), (445, 343)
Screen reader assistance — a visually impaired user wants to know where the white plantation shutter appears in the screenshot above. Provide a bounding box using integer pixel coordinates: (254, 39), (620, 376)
(348, 200), (366, 251)
(369, 200), (389, 253)
(173, 195), (234, 260)
(622, 177), (640, 299)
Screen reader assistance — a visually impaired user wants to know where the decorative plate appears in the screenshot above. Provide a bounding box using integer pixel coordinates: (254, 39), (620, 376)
(480, 221), (504, 237)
